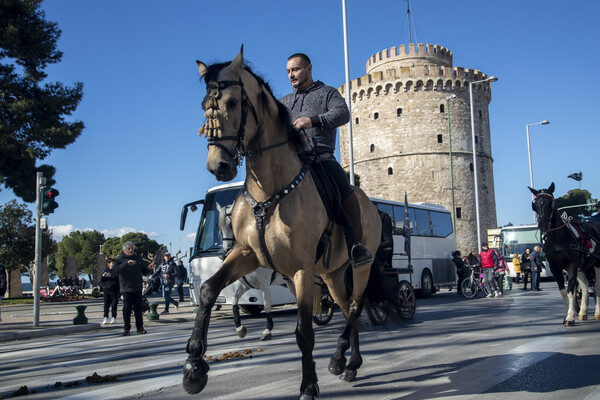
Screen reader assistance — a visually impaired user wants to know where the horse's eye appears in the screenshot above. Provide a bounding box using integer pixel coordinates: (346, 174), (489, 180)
(227, 99), (237, 109)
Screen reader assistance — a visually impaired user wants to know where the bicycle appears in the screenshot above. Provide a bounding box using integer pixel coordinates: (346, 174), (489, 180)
(460, 266), (491, 298)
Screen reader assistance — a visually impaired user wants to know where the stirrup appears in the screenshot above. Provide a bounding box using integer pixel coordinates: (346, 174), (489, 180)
(350, 243), (373, 267)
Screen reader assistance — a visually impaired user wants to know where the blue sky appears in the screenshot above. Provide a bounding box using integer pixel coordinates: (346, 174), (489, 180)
(1, 0), (599, 258)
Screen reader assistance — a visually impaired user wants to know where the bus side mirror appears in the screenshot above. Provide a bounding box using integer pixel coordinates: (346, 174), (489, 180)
(180, 200), (204, 231)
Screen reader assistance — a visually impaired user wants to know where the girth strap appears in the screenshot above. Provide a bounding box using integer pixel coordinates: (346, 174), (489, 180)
(242, 165), (309, 273)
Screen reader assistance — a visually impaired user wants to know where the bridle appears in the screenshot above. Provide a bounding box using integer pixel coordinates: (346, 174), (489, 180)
(533, 192), (561, 232)
(199, 76), (290, 167)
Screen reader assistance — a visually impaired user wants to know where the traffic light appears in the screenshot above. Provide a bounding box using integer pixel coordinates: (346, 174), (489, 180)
(41, 187), (59, 215)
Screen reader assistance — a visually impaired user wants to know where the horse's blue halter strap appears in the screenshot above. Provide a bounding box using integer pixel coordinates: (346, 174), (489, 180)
(242, 165), (309, 273)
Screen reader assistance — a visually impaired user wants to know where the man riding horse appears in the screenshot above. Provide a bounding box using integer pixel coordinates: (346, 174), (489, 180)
(281, 53), (372, 267)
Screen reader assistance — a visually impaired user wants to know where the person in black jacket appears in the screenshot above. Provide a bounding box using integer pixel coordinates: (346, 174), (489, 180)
(452, 251), (467, 295)
(175, 260), (188, 303)
(101, 257), (120, 325)
(375, 204), (393, 268)
(114, 241), (151, 336)
(151, 252), (179, 314)
(521, 248), (532, 290)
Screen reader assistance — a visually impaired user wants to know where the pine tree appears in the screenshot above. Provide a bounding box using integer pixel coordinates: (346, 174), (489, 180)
(0, 0), (84, 201)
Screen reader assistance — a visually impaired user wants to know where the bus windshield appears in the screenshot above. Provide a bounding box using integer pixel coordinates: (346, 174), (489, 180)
(500, 227), (542, 258)
(194, 188), (240, 255)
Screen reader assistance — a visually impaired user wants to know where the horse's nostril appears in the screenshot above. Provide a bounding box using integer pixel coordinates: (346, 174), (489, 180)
(217, 162), (230, 174)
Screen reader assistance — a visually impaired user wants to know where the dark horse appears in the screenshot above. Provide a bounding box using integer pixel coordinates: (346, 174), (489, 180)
(182, 48), (382, 399)
(530, 182), (600, 325)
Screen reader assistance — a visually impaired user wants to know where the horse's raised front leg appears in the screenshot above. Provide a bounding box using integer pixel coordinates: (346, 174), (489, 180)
(261, 286), (273, 341)
(182, 247), (259, 394)
(293, 269), (319, 400)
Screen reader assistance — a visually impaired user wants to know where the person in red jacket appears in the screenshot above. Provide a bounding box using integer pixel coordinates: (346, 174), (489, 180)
(478, 243), (500, 298)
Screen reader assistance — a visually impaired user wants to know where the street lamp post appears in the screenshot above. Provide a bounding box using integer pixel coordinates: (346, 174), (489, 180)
(469, 76), (498, 251)
(526, 120), (550, 222)
(446, 94), (457, 232)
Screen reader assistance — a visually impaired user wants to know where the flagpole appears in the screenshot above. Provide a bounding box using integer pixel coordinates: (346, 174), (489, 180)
(342, 0), (355, 185)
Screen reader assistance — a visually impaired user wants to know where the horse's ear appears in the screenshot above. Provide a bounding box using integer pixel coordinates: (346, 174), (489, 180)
(528, 186), (539, 196)
(196, 60), (208, 78)
(548, 182), (555, 194)
(231, 45), (245, 73)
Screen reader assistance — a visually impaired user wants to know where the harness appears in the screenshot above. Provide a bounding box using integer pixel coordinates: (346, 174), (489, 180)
(242, 165), (309, 273)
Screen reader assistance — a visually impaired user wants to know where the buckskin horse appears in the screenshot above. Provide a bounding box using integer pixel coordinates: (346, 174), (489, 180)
(529, 182), (600, 326)
(182, 48), (381, 399)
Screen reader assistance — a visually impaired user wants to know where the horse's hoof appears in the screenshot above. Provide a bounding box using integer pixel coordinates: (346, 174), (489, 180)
(340, 369), (357, 382)
(578, 315), (588, 321)
(236, 326), (247, 339)
(595, 314), (600, 320)
(260, 332), (272, 341)
(182, 358), (210, 394)
(563, 320), (575, 327)
(328, 356), (347, 376)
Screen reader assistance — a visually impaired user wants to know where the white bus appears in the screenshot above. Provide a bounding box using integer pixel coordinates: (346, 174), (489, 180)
(180, 182), (457, 307)
(371, 198), (457, 297)
(497, 224), (553, 279)
(180, 182), (296, 312)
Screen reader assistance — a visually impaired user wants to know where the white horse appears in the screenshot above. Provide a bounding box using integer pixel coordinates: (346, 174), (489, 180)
(217, 203), (296, 341)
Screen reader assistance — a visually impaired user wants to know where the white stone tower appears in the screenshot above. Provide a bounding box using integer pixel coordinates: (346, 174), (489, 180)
(338, 43), (497, 253)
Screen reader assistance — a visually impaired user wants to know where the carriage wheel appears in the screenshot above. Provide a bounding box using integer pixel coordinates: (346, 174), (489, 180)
(365, 299), (390, 325)
(313, 292), (335, 326)
(396, 281), (416, 320)
(461, 278), (478, 299)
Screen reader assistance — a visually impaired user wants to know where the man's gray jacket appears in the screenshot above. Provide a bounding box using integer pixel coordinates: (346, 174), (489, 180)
(280, 81), (349, 155)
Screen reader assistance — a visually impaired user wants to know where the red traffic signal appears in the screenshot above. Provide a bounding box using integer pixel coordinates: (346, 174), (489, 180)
(41, 187), (59, 215)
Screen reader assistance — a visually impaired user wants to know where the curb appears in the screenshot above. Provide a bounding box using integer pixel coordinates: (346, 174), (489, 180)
(0, 323), (102, 343)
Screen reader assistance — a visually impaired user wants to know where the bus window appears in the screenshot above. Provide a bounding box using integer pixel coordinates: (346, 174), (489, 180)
(194, 189), (240, 255)
(430, 210), (453, 237)
(414, 208), (433, 236)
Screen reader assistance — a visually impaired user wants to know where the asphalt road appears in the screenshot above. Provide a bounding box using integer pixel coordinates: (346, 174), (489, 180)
(1, 281), (600, 400)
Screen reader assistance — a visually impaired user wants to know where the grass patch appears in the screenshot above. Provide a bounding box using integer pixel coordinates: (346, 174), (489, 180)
(2, 297), (34, 305)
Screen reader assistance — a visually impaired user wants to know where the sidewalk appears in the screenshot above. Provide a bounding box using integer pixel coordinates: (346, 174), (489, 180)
(0, 296), (202, 343)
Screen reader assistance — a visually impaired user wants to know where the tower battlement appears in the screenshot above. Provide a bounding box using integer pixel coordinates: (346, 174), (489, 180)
(366, 43), (453, 75)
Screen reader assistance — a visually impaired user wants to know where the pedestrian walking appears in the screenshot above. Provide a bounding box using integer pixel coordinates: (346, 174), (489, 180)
(176, 260), (188, 303)
(512, 254), (522, 284)
(114, 241), (151, 336)
(521, 248), (532, 290)
(101, 257), (120, 325)
(479, 243), (500, 297)
(530, 245), (544, 291)
(151, 252), (179, 314)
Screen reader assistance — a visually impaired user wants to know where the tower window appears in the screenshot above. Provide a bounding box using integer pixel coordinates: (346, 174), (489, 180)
(355, 117), (359, 125)
(374, 112), (379, 120)
(397, 108), (403, 117)
(456, 207), (462, 219)
(479, 110), (483, 118)
(370, 144), (375, 153)
(440, 104), (445, 113)
(437, 134), (443, 143)
(469, 163), (474, 172)
(387, 167), (393, 175)
(475, 136), (479, 144)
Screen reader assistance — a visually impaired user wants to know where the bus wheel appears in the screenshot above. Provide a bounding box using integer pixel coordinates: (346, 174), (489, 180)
(418, 269), (434, 298)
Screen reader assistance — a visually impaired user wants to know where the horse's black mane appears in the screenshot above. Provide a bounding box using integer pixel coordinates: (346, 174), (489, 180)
(201, 61), (302, 152)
